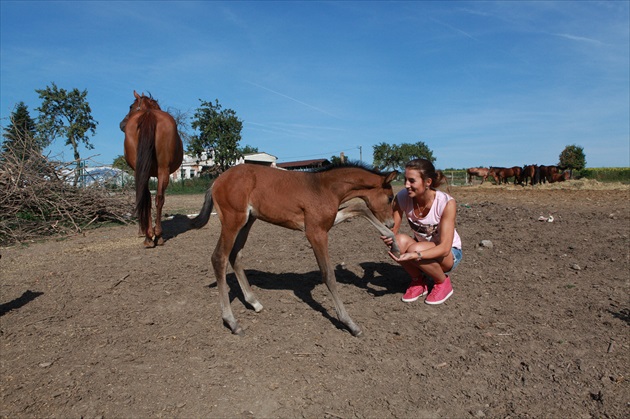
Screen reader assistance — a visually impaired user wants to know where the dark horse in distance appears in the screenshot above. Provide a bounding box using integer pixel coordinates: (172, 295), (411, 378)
(120, 91), (183, 247)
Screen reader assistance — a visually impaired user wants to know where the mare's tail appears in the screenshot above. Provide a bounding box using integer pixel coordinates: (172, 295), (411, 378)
(191, 187), (214, 229)
(135, 111), (157, 234)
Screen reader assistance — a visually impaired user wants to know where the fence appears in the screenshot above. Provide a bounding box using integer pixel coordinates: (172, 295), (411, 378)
(444, 170), (468, 186)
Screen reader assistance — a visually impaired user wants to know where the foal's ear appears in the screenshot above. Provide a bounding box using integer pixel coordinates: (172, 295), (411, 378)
(384, 170), (398, 184)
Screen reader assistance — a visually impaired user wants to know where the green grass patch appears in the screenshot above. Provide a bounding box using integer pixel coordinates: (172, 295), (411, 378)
(578, 167), (630, 183)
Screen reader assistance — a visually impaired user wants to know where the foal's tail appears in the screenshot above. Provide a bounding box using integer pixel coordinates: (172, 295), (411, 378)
(191, 187), (214, 229)
(135, 111), (157, 234)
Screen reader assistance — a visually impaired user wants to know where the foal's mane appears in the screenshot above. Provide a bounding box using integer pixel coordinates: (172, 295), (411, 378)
(312, 161), (386, 176)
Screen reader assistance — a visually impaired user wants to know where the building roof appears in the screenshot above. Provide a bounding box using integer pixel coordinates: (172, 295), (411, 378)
(276, 159), (330, 170)
(244, 152), (277, 163)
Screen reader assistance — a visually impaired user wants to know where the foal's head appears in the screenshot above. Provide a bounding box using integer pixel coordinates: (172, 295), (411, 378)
(320, 162), (398, 226)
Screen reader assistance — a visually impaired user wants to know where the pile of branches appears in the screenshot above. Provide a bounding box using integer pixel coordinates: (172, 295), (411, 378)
(0, 138), (135, 247)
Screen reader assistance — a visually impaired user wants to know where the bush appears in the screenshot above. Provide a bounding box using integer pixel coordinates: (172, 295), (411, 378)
(577, 168), (630, 183)
(148, 176), (213, 194)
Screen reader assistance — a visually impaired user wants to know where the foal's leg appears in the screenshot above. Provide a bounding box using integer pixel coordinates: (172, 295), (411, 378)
(229, 217), (264, 312)
(212, 213), (249, 335)
(153, 170), (170, 246)
(307, 228), (362, 337)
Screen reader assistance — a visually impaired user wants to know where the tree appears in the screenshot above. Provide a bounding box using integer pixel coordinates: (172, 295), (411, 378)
(330, 155), (344, 165)
(372, 142), (400, 171)
(559, 144), (586, 172)
(189, 99), (243, 172)
(399, 141), (434, 163)
(112, 155), (133, 174)
(35, 82), (98, 186)
(167, 107), (192, 147)
(239, 145), (259, 154)
(1, 102), (42, 162)
(372, 141), (435, 172)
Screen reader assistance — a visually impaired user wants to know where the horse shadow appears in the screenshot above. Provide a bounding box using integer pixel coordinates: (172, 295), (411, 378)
(0, 290), (44, 317)
(608, 309), (630, 326)
(160, 214), (196, 242)
(209, 262), (407, 332)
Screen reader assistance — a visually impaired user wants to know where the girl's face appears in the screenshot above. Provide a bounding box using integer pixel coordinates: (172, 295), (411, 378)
(404, 168), (432, 198)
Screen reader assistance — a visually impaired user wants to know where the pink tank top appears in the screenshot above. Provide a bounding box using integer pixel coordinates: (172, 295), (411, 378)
(396, 189), (462, 249)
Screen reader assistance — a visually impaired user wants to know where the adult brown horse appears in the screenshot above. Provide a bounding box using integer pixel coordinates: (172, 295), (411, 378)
(490, 166), (523, 185)
(549, 170), (570, 183)
(120, 91), (183, 247)
(191, 162), (399, 337)
(522, 164), (538, 185)
(466, 167), (490, 184)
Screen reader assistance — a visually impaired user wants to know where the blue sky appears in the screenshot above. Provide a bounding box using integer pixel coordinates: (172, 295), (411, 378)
(1, 1), (628, 169)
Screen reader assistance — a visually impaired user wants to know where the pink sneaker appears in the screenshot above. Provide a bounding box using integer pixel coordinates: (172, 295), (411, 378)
(401, 277), (428, 302)
(425, 276), (453, 305)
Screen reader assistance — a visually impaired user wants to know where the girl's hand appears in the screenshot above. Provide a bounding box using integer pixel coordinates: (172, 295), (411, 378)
(380, 235), (393, 247)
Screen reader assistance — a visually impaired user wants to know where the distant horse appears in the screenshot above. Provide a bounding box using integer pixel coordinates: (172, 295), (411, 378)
(545, 165), (560, 182)
(522, 164), (538, 186)
(549, 170), (570, 183)
(191, 162), (399, 337)
(120, 91), (184, 247)
(536, 165), (560, 184)
(490, 166), (522, 185)
(466, 167), (490, 184)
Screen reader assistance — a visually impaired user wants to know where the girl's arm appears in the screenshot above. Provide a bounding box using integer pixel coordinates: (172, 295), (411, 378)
(418, 199), (456, 260)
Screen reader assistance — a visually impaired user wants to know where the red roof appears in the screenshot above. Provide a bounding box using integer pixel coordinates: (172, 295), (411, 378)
(276, 159), (330, 170)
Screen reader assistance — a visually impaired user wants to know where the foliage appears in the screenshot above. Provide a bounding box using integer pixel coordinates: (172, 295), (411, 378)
(1, 102), (45, 163)
(112, 154), (134, 174)
(35, 82), (98, 185)
(189, 99), (243, 172)
(330, 155), (344, 165)
(372, 141), (435, 171)
(149, 176), (212, 195)
(167, 107), (193, 146)
(239, 145), (259, 154)
(578, 167), (630, 183)
(559, 144), (586, 171)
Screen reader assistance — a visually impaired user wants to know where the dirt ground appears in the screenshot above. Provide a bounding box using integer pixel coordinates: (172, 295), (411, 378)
(1, 180), (629, 418)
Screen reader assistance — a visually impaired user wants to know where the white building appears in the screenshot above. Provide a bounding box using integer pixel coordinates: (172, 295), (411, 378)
(171, 151), (278, 181)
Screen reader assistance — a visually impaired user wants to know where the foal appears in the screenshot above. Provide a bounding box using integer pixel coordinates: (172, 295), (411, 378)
(192, 163), (398, 336)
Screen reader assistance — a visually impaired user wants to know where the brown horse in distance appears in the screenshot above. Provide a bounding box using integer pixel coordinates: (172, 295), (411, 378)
(549, 170), (571, 183)
(191, 162), (399, 337)
(466, 167), (490, 184)
(490, 166), (523, 185)
(536, 165), (561, 184)
(120, 91), (184, 247)
(522, 164), (538, 185)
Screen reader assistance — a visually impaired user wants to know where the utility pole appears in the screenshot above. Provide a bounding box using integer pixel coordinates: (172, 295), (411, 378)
(358, 145), (362, 162)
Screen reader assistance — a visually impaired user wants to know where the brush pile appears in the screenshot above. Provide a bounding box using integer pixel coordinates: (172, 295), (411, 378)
(0, 135), (135, 246)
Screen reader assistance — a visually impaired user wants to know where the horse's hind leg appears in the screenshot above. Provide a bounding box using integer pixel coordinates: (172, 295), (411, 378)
(212, 231), (244, 335)
(230, 217), (263, 312)
(154, 171), (170, 246)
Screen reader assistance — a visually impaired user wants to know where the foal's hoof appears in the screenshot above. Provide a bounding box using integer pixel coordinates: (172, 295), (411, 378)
(143, 240), (155, 248)
(350, 327), (363, 337)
